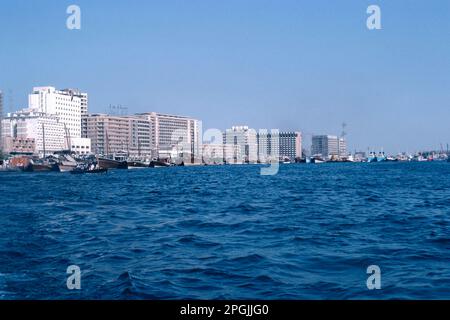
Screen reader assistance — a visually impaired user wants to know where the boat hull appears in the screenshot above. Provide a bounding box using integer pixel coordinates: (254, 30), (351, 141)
(310, 158), (325, 164)
(70, 168), (108, 174)
(22, 163), (55, 172)
(57, 164), (77, 172)
(149, 160), (171, 168)
(127, 161), (148, 169)
(98, 158), (128, 169)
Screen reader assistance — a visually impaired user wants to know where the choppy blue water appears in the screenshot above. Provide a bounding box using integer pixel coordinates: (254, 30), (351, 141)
(1, 162), (450, 300)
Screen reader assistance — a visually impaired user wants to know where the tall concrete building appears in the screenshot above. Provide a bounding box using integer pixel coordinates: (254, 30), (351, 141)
(224, 126), (258, 164)
(257, 130), (280, 163)
(311, 135), (346, 158)
(280, 132), (302, 160)
(85, 114), (152, 158)
(80, 91), (89, 139)
(138, 112), (202, 163)
(28, 86), (88, 139)
(257, 131), (302, 162)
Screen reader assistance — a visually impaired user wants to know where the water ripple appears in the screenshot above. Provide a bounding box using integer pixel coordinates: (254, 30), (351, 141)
(1, 162), (450, 299)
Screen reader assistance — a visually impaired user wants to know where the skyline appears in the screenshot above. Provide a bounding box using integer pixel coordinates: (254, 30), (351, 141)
(1, 0), (450, 153)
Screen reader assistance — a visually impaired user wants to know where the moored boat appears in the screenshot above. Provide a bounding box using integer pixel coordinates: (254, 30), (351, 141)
(310, 156), (325, 164)
(367, 152), (377, 163)
(149, 160), (172, 168)
(127, 161), (148, 169)
(376, 152), (387, 162)
(98, 158), (128, 169)
(55, 154), (78, 172)
(22, 160), (55, 172)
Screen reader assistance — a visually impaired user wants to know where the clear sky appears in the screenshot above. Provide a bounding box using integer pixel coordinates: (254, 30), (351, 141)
(1, 0), (449, 153)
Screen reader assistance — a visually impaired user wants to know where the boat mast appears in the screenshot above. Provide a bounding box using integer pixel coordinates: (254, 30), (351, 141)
(105, 129), (109, 157)
(42, 123), (46, 158)
(64, 124), (71, 152)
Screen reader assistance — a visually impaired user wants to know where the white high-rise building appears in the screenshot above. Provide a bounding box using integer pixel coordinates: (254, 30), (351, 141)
(28, 87), (88, 139)
(2, 109), (66, 155)
(138, 112), (202, 163)
(224, 126), (258, 164)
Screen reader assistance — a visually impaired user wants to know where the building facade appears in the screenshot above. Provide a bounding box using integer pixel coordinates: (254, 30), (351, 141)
(2, 137), (35, 155)
(224, 126), (258, 164)
(257, 131), (302, 162)
(257, 130), (280, 163)
(138, 112), (202, 163)
(202, 143), (224, 164)
(311, 135), (346, 158)
(85, 114), (152, 158)
(280, 132), (302, 160)
(1, 109), (67, 155)
(70, 137), (92, 155)
(29, 86), (88, 139)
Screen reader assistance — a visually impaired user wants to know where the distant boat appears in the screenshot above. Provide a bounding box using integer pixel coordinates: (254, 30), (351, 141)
(57, 163), (77, 172)
(22, 160), (55, 172)
(295, 158), (307, 163)
(149, 160), (172, 168)
(367, 152), (378, 163)
(281, 157), (292, 164)
(414, 155), (428, 162)
(56, 154), (78, 172)
(341, 155), (355, 162)
(376, 152), (387, 162)
(98, 158), (128, 169)
(127, 161), (148, 169)
(386, 156), (398, 162)
(310, 156), (325, 164)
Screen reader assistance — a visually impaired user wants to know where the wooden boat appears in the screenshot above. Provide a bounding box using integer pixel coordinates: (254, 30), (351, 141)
(149, 160), (172, 168)
(55, 154), (78, 172)
(98, 158), (128, 169)
(9, 156), (32, 170)
(57, 163), (77, 172)
(22, 162), (55, 172)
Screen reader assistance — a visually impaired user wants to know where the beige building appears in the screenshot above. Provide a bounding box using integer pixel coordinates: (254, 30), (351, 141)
(2, 137), (35, 155)
(138, 112), (202, 163)
(85, 114), (152, 158)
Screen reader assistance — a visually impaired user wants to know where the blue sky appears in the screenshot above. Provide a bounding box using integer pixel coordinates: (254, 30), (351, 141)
(1, 0), (449, 153)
